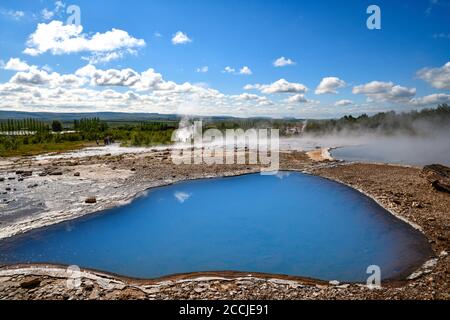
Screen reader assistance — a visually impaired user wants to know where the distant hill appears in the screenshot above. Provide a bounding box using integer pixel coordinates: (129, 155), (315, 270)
(0, 110), (277, 123)
(0, 111), (183, 122)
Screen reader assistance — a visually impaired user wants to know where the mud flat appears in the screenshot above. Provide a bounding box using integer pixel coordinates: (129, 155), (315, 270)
(0, 148), (448, 300)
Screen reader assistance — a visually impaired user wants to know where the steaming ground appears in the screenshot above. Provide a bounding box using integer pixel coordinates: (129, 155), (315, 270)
(330, 135), (450, 166)
(282, 134), (450, 167)
(31, 133), (450, 167)
(34, 144), (173, 160)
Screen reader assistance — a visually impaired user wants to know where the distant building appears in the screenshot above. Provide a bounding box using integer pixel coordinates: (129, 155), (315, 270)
(285, 126), (304, 135)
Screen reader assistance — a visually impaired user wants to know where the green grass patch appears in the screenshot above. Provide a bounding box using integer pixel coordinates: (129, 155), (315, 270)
(0, 141), (95, 157)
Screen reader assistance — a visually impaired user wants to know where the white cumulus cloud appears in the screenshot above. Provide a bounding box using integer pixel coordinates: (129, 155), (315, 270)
(245, 79), (307, 94)
(10, 67), (85, 88)
(222, 66), (235, 74)
(41, 8), (54, 20)
(223, 66), (252, 75)
(417, 62), (450, 90)
(315, 77), (346, 94)
(196, 66), (209, 73)
(75, 65), (141, 87)
(239, 66), (252, 75)
(0, 9), (25, 20)
(286, 94), (307, 103)
(273, 57), (296, 67)
(352, 81), (416, 102)
(23, 21), (146, 64)
(410, 93), (450, 106)
(171, 31), (192, 45)
(334, 99), (354, 107)
(2, 58), (32, 71)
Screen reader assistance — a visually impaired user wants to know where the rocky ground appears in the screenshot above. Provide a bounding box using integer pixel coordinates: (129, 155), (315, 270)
(0, 148), (449, 300)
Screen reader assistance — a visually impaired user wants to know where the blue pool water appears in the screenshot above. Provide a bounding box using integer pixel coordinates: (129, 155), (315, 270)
(0, 172), (432, 282)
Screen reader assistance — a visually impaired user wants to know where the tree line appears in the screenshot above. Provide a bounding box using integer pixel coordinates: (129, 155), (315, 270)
(0, 117), (177, 155)
(0, 118), (49, 134)
(304, 104), (450, 136)
(73, 118), (109, 132)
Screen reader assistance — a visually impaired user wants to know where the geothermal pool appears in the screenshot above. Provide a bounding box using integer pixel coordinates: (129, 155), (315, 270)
(330, 136), (450, 166)
(0, 172), (432, 282)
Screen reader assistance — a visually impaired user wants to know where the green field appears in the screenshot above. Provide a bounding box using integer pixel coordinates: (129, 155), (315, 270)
(0, 118), (177, 157)
(0, 141), (96, 157)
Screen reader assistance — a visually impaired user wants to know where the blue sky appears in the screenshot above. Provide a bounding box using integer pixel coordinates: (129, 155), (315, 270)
(0, 0), (449, 118)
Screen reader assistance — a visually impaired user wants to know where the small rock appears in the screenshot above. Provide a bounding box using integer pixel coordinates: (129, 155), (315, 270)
(50, 171), (63, 176)
(194, 287), (207, 293)
(407, 271), (423, 280)
(20, 278), (41, 289)
(5, 187), (11, 191)
(423, 258), (438, 269)
(83, 281), (94, 291)
(27, 183), (38, 188)
(85, 197), (97, 204)
(329, 280), (340, 286)
(412, 201), (423, 208)
(0, 177), (4, 182)
(88, 290), (100, 300)
(74, 172), (80, 177)
(439, 250), (448, 257)
(130, 168), (136, 172)
(421, 164), (450, 194)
